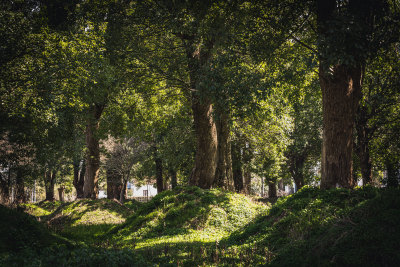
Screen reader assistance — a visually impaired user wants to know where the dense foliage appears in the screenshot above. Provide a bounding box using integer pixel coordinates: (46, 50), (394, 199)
(0, 1), (399, 265)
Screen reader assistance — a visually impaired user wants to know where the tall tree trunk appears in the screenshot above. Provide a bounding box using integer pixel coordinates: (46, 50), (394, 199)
(58, 186), (64, 202)
(15, 168), (25, 204)
(73, 159), (85, 199)
(189, 94), (218, 188)
(243, 169), (251, 195)
(0, 172), (10, 205)
(155, 151), (164, 194)
(317, 0), (364, 189)
(356, 108), (372, 185)
(84, 104), (104, 199)
(319, 65), (362, 189)
(44, 170), (56, 201)
(119, 179), (127, 203)
(169, 168), (177, 189)
(386, 160), (399, 188)
(214, 111), (234, 190)
(231, 141), (244, 193)
(268, 180), (277, 198)
(289, 155), (305, 190)
(106, 168), (122, 200)
(182, 38), (218, 189)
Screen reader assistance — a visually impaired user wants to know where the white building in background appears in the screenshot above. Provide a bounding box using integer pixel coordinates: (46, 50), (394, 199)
(98, 190), (107, 199)
(127, 181), (157, 199)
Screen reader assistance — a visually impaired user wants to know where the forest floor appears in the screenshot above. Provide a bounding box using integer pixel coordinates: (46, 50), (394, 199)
(1, 186), (399, 266)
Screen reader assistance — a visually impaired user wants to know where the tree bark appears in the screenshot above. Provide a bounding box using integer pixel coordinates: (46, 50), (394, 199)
(58, 186), (64, 202)
(84, 104), (104, 199)
(317, 0), (364, 189)
(319, 65), (362, 189)
(182, 38), (218, 189)
(119, 179), (127, 203)
(243, 170), (251, 195)
(231, 141), (244, 193)
(0, 172), (10, 205)
(386, 160), (399, 188)
(155, 153), (164, 194)
(44, 170), (56, 201)
(268, 180), (277, 198)
(289, 155), (305, 190)
(356, 107), (372, 185)
(189, 94), (218, 189)
(106, 168), (123, 200)
(214, 111), (234, 190)
(14, 168), (26, 204)
(169, 168), (177, 189)
(73, 159), (85, 199)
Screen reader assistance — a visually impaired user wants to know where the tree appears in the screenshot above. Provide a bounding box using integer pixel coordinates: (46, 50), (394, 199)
(355, 45), (400, 185)
(104, 137), (148, 202)
(119, 1), (266, 189)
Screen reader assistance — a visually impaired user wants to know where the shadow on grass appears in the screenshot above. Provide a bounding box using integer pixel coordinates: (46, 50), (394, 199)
(61, 224), (118, 244)
(108, 186), (232, 241)
(131, 240), (265, 266)
(219, 186), (400, 267)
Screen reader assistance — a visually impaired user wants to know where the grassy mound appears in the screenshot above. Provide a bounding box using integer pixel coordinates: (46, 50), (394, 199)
(224, 186), (400, 266)
(1, 204), (147, 266)
(23, 200), (63, 217)
(107, 186), (268, 264)
(0, 204), (65, 254)
(24, 199), (137, 244)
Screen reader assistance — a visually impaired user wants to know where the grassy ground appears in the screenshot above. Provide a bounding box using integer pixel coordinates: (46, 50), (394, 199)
(106, 186), (269, 265)
(3, 186), (400, 266)
(24, 198), (138, 245)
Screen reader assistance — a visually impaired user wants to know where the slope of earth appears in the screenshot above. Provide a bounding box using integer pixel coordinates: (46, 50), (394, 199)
(24, 199), (139, 244)
(223, 186), (400, 266)
(0, 204), (148, 266)
(106, 186), (269, 265)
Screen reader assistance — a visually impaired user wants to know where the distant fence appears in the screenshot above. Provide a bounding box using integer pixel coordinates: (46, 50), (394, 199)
(132, 196), (153, 202)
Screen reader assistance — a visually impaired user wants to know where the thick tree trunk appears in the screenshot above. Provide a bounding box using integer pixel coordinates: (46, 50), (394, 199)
(231, 141), (244, 193)
(169, 168), (177, 189)
(119, 179), (127, 203)
(84, 104), (104, 199)
(182, 38), (217, 189)
(356, 108), (372, 185)
(214, 111), (234, 190)
(44, 170), (56, 201)
(319, 65), (362, 189)
(317, 0), (364, 189)
(268, 181), (277, 198)
(106, 168), (122, 200)
(189, 95), (218, 189)
(58, 186), (64, 202)
(155, 154), (164, 194)
(386, 160), (399, 188)
(0, 172), (10, 205)
(289, 155), (305, 190)
(15, 169), (26, 204)
(243, 170), (251, 195)
(73, 159), (85, 199)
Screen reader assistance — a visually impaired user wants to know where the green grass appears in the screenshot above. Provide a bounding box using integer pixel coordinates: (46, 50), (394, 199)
(23, 200), (63, 217)
(6, 186), (400, 266)
(223, 185), (400, 266)
(24, 198), (136, 244)
(1, 203), (147, 266)
(106, 186), (269, 265)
